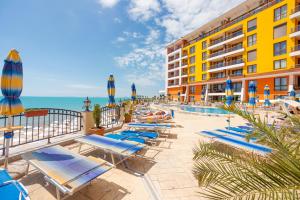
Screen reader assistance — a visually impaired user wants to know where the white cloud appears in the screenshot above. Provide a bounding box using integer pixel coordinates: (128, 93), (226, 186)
(113, 17), (122, 23)
(114, 28), (164, 87)
(116, 36), (126, 42)
(128, 0), (161, 22)
(98, 0), (119, 8)
(123, 31), (143, 39)
(158, 0), (246, 41)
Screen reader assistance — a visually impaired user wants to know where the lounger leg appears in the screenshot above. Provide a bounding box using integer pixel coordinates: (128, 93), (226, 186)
(111, 153), (115, 167)
(56, 187), (61, 200)
(78, 143), (82, 153)
(25, 163), (30, 175)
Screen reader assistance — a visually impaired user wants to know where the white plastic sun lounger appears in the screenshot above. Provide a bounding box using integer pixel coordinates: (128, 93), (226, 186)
(22, 145), (113, 200)
(75, 134), (146, 166)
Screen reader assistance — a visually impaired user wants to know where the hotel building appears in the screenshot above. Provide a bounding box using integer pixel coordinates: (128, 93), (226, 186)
(165, 0), (300, 103)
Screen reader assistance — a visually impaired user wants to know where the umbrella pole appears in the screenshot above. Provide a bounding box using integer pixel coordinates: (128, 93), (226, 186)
(4, 115), (12, 169)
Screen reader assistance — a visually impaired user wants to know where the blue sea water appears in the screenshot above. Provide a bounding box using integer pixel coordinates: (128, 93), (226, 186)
(20, 96), (127, 111)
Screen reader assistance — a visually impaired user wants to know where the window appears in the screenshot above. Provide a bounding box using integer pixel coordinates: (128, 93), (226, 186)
(189, 66), (195, 74)
(233, 82), (242, 92)
(247, 50), (257, 62)
(247, 18), (257, 32)
(202, 63), (207, 71)
(202, 41), (207, 49)
(189, 46), (195, 54)
(231, 69), (243, 76)
(190, 96), (195, 102)
(189, 56), (195, 64)
(247, 64), (257, 73)
(202, 52), (207, 61)
(274, 59), (287, 69)
(273, 23), (287, 39)
(274, 5), (287, 21)
(202, 74), (207, 80)
(275, 77), (287, 91)
(247, 34), (257, 47)
(189, 76), (195, 82)
(274, 41), (286, 56)
(189, 86), (195, 94)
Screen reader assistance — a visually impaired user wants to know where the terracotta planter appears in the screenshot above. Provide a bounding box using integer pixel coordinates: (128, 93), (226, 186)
(89, 127), (105, 136)
(25, 109), (48, 117)
(124, 114), (132, 123)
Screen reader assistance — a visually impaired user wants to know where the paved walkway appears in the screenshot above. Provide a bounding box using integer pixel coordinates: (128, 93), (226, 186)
(4, 109), (248, 200)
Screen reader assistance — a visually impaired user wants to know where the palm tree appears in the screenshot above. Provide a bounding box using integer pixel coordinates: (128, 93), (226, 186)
(193, 105), (300, 199)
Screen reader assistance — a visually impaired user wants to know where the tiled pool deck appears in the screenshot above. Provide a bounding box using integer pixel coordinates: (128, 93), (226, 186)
(3, 108), (252, 200)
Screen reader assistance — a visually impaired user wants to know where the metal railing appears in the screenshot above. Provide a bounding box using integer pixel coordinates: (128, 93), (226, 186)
(209, 30), (243, 46)
(0, 108), (82, 155)
(209, 44), (243, 58)
(100, 106), (120, 127)
(291, 25), (300, 33)
(291, 5), (300, 14)
(291, 45), (300, 52)
(210, 59), (244, 70)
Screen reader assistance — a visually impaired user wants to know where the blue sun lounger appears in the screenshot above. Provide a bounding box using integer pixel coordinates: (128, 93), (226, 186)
(216, 129), (256, 141)
(105, 133), (146, 144)
(226, 127), (251, 133)
(75, 134), (146, 166)
(200, 131), (271, 153)
(22, 145), (112, 200)
(120, 130), (158, 139)
(0, 168), (30, 200)
(128, 123), (172, 128)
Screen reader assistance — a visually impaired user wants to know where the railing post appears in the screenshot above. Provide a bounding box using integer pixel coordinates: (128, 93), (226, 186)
(81, 111), (94, 135)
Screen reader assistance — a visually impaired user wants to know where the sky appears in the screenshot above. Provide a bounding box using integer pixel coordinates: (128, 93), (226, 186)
(0, 0), (245, 97)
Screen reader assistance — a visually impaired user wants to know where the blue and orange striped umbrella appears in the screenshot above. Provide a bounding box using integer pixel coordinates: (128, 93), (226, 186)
(0, 50), (24, 115)
(131, 83), (136, 101)
(225, 77), (234, 106)
(107, 74), (116, 108)
(248, 81), (257, 107)
(289, 88), (296, 100)
(201, 89), (205, 102)
(264, 85), (271, 107)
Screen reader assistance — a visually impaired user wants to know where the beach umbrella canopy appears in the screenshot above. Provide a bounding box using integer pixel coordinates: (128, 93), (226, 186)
(248, 81), (257, 107)
(107, 74), (116, 108)
(225, 77), (234, 106)
(0, 49), (24, 115)
(289, 88), (296, 100)
(131, 83), (136, 101)
(263, 85), (271, 107)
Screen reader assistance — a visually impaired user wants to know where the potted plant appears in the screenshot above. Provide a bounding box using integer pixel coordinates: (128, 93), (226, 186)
(124, 112), (132, 123)
(89, 104), (105, 135)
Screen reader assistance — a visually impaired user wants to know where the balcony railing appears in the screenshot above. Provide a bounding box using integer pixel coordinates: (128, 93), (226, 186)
(210, 59), (244, 70)
(291, 25), (300, 33)
(209, 30), (243, 46)
(291, 45), (300, 52)
(208, 89), (225, 93)
(209, 76), (226, 80)
(291, 5), (300, 14)
(209, 44), (243, 58)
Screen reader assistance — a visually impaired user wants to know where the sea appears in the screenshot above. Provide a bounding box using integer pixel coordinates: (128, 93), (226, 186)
(20, 96), (128, 111)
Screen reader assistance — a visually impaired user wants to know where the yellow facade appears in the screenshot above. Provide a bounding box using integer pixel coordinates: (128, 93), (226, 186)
(166, 0), (300, 102)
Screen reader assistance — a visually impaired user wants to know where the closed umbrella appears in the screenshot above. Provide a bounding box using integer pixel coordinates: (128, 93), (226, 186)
(264, 85), (271, 107)
(201, 89), (205, 102)
(0, 49), (25, 168)
(289, 88), (296, 101)
(225, 77), (234, 127)
(107, 74), (116, 108)
(225, 77), (234, 106)
(248, 81), (257, 112)
(131, 83), (136, 102)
